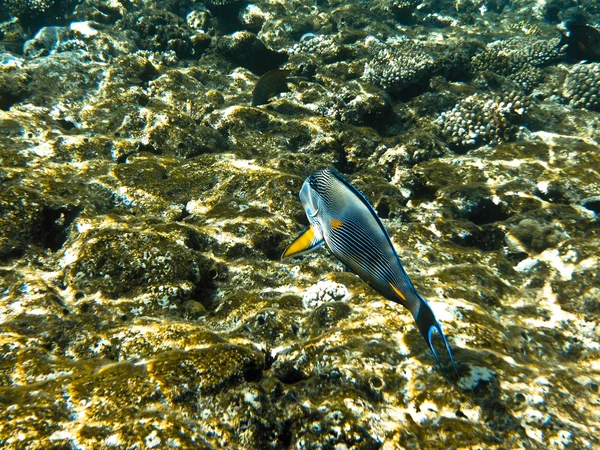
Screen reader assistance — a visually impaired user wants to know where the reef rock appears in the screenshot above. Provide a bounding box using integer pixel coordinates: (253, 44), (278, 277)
(0, 0), (599, 449)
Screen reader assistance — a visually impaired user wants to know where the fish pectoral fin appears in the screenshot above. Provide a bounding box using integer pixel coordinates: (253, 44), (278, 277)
(415, 297), (460, 385)
(281, 225), (324, 260)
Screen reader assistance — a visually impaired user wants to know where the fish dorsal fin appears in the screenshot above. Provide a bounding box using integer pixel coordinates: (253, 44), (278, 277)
(323, 169), (407, 268)
(281, 225), (324, 260)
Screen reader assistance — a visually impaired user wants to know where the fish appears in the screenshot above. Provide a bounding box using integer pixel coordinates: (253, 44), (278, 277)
(251, 69), (292, 107)
(563, 23), (600, 61)
(282, 169), (459, 383)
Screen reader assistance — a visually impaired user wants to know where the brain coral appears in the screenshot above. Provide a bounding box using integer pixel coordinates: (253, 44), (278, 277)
(436, 91), (528, 151)
(471, 36), (564, 90)
(563, 62), (600, 111)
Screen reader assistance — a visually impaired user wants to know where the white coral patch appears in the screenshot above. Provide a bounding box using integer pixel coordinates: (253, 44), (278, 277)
(145, 430), (161, 449)
(70, 21), (98, 37)
(302, 280), (350, 308)
(459, 365), (495, 390)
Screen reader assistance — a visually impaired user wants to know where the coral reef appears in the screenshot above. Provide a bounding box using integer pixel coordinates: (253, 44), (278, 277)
(1, 0), (57, 17)
(0, 62), (29, 109)
(302, 280), (350, 308)
(471, 36), (564, 90)
(507, 218), (568, 253)
(122, 9), (198, 58)
(563, 62), (600, 111)
(0, 0), (599, 448)
(216, 31), (288, 74)
(436, 91), (528, 151)
(290, 33), (348, 64)
(362, 37), (437, 97)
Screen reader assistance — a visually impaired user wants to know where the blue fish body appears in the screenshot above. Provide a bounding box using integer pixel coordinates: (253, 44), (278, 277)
(282, 169), (459, 382)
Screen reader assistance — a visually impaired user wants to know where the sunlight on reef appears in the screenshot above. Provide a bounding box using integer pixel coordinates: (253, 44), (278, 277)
(1, 0), (600, 448)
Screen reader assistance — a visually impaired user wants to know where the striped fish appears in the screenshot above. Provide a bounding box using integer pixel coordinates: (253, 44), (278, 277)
(282, 169), (459, 383)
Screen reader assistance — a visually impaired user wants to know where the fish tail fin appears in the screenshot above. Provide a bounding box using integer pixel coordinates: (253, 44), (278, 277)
(414, 295), (460, 385)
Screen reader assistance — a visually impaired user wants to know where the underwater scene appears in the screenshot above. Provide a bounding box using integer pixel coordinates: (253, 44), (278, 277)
(1, 0), (600, 448)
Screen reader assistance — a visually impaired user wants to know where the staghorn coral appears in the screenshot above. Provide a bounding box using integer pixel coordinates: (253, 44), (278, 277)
(471, 36), (564, 90)
(436, 91), (527, 151)
(563, 62), (600, 111)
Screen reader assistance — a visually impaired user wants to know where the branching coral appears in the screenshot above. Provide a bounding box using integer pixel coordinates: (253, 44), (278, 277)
(436, 91), (527, 150)
(291, 33), (336, 57)
(471, 36), (564, 90)
(362, 37), (436, 95)
(563, 62), (600, 111)
(1, 0), (55, 16)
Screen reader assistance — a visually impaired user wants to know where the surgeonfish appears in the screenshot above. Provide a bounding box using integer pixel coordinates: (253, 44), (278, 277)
(251, 69), (292, 107)
(282, 169), (459, 383)
(564, 23), (600, 61)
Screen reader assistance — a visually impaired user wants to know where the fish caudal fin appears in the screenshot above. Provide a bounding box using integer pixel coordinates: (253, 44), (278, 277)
(281, 225), (324, 260)
(414, 296), (460, 384)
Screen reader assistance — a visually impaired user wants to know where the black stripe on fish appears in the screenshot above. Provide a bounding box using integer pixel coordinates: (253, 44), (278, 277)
(337, 220), (393, 278)
(327, 218), (387, 272)
(313, 170), (414, 281)
(311, 169), (377, 220)
(326, 215), (410, 305)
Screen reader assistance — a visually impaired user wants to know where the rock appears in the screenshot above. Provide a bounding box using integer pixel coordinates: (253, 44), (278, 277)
(63, 221), (222, 311)
(0, 63), (29, 109)
(1, 1), (600, 448)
